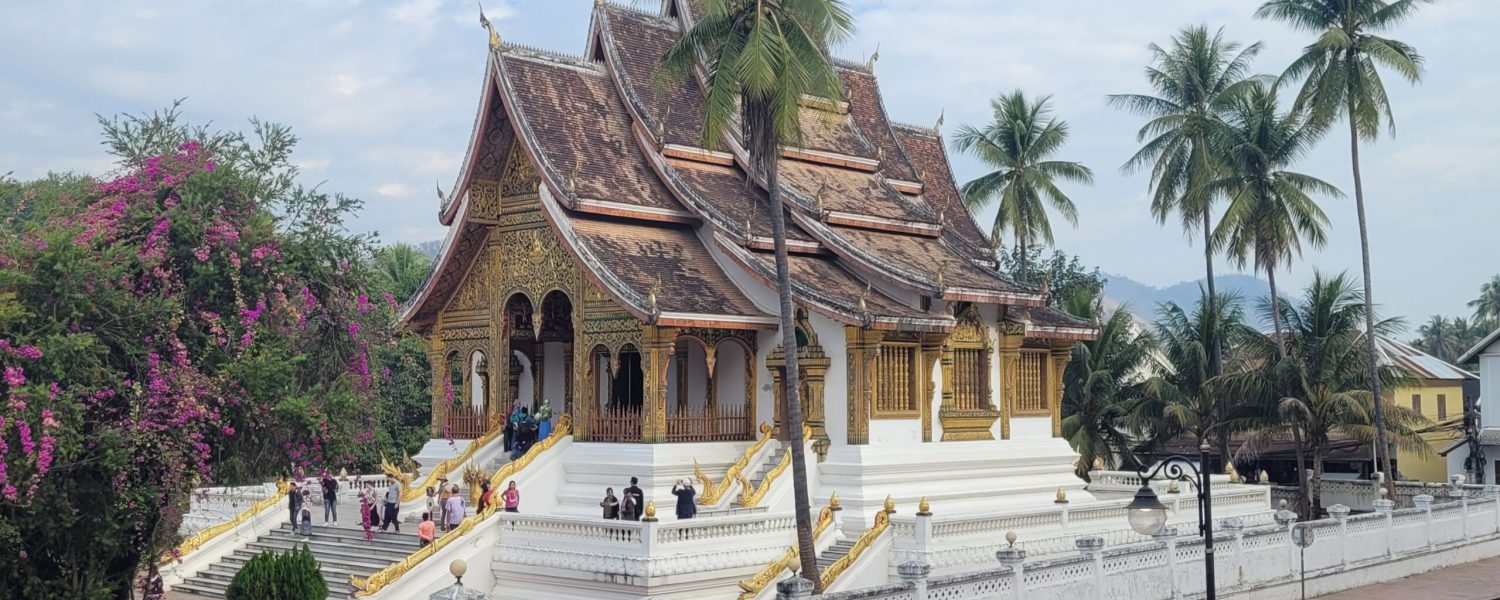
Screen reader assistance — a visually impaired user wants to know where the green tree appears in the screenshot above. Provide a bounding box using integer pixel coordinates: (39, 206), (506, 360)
(1060, 293), (1155, 479)
(1222, 272), (1426, 515)
(954, 91), (1094, 282)
(1109, 25), (1262, 462)
(660, 0), (854, 585)
(1413, 315), (1464, 364)
(1131, 290), (1254, 458)
(1256, 0), (1432, 500)
(1207, 81), (1338, 355)
(225, 546), (327, 600)
(997, 245), (1106, 309)
(1469, 275), (1500, 329)
(372, 243), (433, 303)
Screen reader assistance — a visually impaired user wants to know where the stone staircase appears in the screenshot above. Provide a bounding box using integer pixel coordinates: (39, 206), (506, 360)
(173, 522), (420, 599)
(732, 445), (787, 508)
(816, 538), (857, 571)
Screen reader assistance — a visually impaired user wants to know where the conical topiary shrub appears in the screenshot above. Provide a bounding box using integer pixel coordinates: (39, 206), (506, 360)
(224, 545), (327, 600)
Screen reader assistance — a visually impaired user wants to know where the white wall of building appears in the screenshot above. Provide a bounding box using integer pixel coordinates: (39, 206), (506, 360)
(513, 350), (535, 410)
(715, 341), (748, 409)
(542, 342), (566, 406)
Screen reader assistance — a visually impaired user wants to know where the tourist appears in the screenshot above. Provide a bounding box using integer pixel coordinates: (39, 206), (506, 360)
(444, 484), (466, 532)
(425, 486), (441, 525)
(600, 487), (619, 520)
(673, 479), (697, 519)
(286, 480), (302, 527)
(298, 490), (314, 537)
(365, 482), (383, 529)
(320, 471), (339, 526)
(478, 481), (493, 513)
(622, 477), (645, 521)
(142, 564), (164, 600)
(537, 399), (554, 440)
(438, 484), (452, 528)
(502, 481), (521, 513)
(381, 479), (402, 532)
(418, 512), (436, 548)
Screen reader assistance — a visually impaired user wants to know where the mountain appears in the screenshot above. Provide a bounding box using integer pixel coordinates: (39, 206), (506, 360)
(1103, 273), (1279, 326)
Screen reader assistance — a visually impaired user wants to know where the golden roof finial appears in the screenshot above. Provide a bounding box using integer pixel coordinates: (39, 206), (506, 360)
(1226, 462), (1240, 483)
(1260, 469), (1271, 485)
(643, 500), (657, 520)
(917, 496), (931, 515)
(479, 3), (502, 49)
(829, 491), (841, 510)
(934, 109), (944, 132)
(866, 43), (880, 70)
(647, 276), (661, 315)
(858, 282), (871, 316)
(934, 261), (949, 290)
(883, 495), (896, 514)
(1038, 272), (1051, 297)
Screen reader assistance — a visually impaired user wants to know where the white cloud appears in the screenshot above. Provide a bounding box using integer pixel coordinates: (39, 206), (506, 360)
(375, 183), (412, 197)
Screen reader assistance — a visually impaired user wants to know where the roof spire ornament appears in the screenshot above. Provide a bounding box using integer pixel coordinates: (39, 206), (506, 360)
(1038, 272), (1051, 297)
(647, 276), (662, 318)
(934, 261), (948, 290)
(478, 3), (502, 49)
(866, 43), (880, 70)
(435, 181), (448, 207)
(934, 109), (944, 132)
(858, 283), (871, 317)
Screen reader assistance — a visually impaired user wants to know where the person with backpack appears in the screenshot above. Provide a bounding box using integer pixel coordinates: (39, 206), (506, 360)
(298, 490), (314, 537)
(622, 477), (644, 521)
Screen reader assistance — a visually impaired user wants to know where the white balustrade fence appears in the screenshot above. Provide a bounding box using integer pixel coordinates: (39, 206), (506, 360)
(816, 487), (1500, 600)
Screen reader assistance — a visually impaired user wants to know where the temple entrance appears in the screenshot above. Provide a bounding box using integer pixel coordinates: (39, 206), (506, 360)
(589, 344), (643, 442)
(665, 337), (752, 442)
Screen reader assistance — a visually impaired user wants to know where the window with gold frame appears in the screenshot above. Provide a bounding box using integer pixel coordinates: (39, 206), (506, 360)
(1014, 349), (1050, 415)
(949, 306), (991, 411)
(874, 341), (920, 418)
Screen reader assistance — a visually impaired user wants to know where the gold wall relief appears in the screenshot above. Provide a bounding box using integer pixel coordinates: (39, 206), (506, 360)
(939, 306), (999, 441)
(469, 179), (502, 222)
(426, 337), (448, 436)
(1049, 344), (1074, 438)
(445, 245), (498, 314)
(640, 325), (678, 443)
(843, 326), (885, 445)
(767, 343), (831, 458)
(997, 318), (1026, 440)
(1013, 350), (1051, 416)
(499, 142), (540, 197)
(920, 334), (944, 443)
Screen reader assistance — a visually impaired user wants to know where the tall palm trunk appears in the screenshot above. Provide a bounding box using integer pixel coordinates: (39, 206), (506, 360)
(1204, 211), (1229, 470)
(1017, 237), (1029, 285)
(1311, 442), (1326, 517)
(1349, 101), (1396, 499)
(748, 102), (821, 587)
(1290, 419), (1309, 517)
(1266, 267), (1285, 358)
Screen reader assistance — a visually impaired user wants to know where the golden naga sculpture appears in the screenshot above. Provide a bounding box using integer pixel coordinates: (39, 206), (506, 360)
(400, 418), (506, 503)
(353, 415), (572, 598)
(883, 495), (895, 514)
(696, 423), (773, 506)
(380, 456), (414, 489)
(462, 462), (489, 505)
(736, 424), (809, 508)
(821, 506), (892, 589)
(737, 501), (838, 600)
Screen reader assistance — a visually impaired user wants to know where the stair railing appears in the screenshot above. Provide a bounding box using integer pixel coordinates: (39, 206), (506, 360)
(735, 498), (838, 600)
(820, 497), (895, 590)
(160, 480), (290, 563)
(736, 424), (810, 508)
(350, 414), (572, 597)
(392, 418), (507, 504)
(694, 422), (773, 507)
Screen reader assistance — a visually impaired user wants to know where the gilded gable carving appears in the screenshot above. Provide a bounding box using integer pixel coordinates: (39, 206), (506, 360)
(951, 306), (987, 345)
(496, 227), (576, 302)
(447, 245), (498, 313)
(500, 143), (540, 197)
(470, 180), (501, 221)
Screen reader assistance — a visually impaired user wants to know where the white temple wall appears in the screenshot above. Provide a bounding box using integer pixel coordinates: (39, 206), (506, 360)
(1010, 417), (1052, 440)
(980, 305), (1005, 441)
(542, 342), (566, 406)
(754, 329), (778, 428)
(715, 341), (748, 409)
(685, 343), (708, 410)
(812, 311), (850, 447)
(514, 350), (535, 410)
(930, 351), (946, 441)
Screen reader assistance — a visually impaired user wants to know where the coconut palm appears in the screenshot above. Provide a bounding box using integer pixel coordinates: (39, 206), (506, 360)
(1108, 24), (1262, 462)
(371, 243), (434, 302)
(659, 0), (853, 585)
(1207, 81), (1338, 355)
(1256, 0), (1432, 502)
(1129, 290), (1254, 461)
(1413, 315), (1466, 364)
(1060, 293), (1155, 479)
(1469, 275), (1500, 329)
(1222, 272), (1427, 516)
(954, 91), (1093, 282)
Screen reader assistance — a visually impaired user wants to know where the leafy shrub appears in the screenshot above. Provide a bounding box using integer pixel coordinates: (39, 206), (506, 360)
(225, 545), (326, 600)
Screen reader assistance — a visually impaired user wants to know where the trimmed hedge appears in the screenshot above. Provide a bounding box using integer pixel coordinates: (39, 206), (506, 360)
(224, 545), (327, 600)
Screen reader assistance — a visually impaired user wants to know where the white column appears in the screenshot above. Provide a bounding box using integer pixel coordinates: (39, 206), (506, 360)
(996, 542), (1026, 600)
(915, 508), (934, 563)
(1414, 494), (1434, 549)
(1223, 518), (1246, 588)
(1154, 526), (1179, 600)
(1327, 504), (1350, 566)
(775, 577), (815, 600)
(898, 562), (931, 600)
(1375, 498), (1395, 557)
(1075, 536), (1105, 597)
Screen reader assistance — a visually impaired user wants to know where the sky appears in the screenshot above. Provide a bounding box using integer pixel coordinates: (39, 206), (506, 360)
(2, 0), (1496, 328)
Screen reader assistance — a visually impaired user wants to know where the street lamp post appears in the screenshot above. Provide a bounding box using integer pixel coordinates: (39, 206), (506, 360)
(1125, 442), (1216, 600)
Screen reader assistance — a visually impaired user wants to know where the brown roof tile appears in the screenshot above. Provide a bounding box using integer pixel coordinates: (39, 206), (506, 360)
(779, 159), (933, 224)
(892, 124), (993, 260)
(826, 225), (1035, 301)
(601, 7), (720, 150)
(500, 51), (683, 213)
(665, 159), (816, 243)
(567, 214), (767, 319)
(839, 69), (920, 182)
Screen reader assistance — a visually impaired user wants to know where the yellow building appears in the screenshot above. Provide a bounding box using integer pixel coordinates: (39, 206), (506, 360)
(1380, 337), (1476, 482)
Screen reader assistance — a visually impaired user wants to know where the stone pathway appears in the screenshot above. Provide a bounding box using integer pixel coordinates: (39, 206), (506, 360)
(1316, 554), (1500, 599)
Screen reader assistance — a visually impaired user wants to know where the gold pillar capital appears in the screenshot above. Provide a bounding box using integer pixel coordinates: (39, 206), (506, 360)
(844, 326), (885, 446)
(640, 325), (677, 443)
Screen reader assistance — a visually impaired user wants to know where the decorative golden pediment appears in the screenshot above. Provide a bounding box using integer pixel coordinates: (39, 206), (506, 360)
(447, 245), (498, 313)
(499, 143), (539, 197)
(951, 305), (987, 346)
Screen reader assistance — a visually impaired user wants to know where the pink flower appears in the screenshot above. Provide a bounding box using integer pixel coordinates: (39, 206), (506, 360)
(3, 366), (24, 387)
(347, 322), (361, 338)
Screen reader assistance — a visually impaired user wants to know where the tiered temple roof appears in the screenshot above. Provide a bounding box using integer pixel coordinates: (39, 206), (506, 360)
(401, 0), (1095, 339)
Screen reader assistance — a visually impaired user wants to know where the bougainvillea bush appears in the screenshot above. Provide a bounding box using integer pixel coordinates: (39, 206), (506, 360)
(0, 106), (429, 598)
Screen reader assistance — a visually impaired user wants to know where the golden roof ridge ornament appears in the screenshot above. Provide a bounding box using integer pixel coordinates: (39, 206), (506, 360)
(934, 109), (944, 132)
(865, 43), (880, 70)
(647, 276), (662, 319)
(857, 282), (871, 318)
(478, 3), (502, 49)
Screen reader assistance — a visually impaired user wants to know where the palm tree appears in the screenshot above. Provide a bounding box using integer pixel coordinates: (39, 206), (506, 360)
(953, 91), (1093, 282)
(1222, 272), (1427, 516)
(1060, 293), (1155, 479)
(1469, 275), (1500, 329)
(371, 243), (434, 302)
(660, 0), (853, 585)
(1108, 25), (1262, 463)
(1207, 81), (1338, 355)
(1256, 0), (1432, 503)
(1414, 315), (1464, 364)
(1129, 289), (1253, 464)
